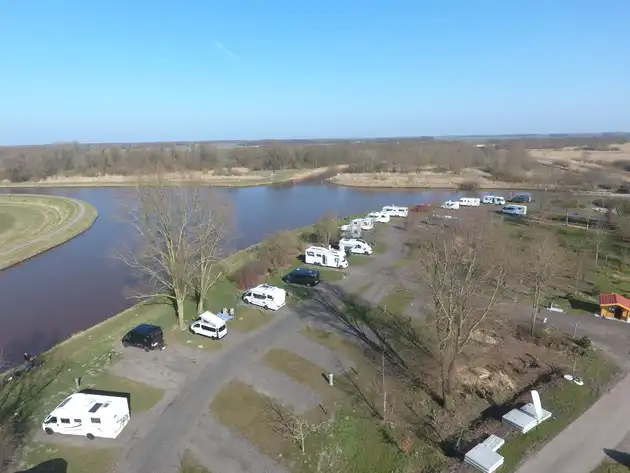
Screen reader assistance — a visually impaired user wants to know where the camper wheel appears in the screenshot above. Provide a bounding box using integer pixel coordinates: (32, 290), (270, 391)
(44, 428), (54, 435)
(86, 433), (95, 440)
(263, 304), (269, 310)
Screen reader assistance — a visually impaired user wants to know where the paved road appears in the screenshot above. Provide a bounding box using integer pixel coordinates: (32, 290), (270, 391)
(0, 196), (88, 256)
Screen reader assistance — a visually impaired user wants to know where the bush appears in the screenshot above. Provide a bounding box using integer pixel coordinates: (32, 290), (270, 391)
(230, 260), (267, 289)
(458, 180), (479, 190)
(574, 335), (592, 351)
(258, 231), (301, 272)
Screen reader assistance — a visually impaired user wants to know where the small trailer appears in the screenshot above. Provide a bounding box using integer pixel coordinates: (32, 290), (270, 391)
(42, 392), (130, 440)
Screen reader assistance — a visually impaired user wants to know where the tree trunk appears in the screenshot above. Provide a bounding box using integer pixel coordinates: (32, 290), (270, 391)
(565, 209), (569, 227)
(530, 291), (540, 337)
(197, 294), (204, 314)
(176, 297), (186, 329)
(574, 257), (582, 295)
(441, 359), (456, 412)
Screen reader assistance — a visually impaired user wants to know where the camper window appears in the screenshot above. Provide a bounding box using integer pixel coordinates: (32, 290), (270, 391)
(74, 419), (81, 423)
(253, 293), (265, 300)
(201, 324), (216, 333)
(91, 418), (101, 424)
(45, 417), (57, 424)
(306, 251), (314, 256)
(60, 418), (70, 424)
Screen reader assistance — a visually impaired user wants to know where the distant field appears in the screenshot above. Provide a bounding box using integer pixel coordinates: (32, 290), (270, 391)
(0, 194), (98, 269)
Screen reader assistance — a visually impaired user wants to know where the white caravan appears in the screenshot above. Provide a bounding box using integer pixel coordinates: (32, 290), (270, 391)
(242, 284), (287, 311)
(42, 393), (130, 440)
(458, 197), (481, 207)
(190, 311), (228, 340)
(441, 200), (460, 210)
(351, 218), (374, 230)
(381, 205), (409, 217)
(483, 195), (506, 205)
(339, 238), (373, 255)
(304, 245), (349, 268)
(502, 204), (528, 216)
(366, 211), (390, 223)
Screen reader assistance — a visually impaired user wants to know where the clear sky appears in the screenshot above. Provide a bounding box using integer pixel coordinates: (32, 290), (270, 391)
(1, 0), (629, 145)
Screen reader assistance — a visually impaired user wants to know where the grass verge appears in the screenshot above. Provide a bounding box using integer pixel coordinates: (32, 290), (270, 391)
(379, 287), (415, 316)
(262, 348), (334, 397)
(592, 462), (630, 473)
(180, 450), (213, 473)
(18, 444), (120, 473)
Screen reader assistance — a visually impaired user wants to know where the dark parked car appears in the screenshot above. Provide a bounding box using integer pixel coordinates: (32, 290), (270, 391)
(282, 268), (321, 287)
(122, 324), (166, 351)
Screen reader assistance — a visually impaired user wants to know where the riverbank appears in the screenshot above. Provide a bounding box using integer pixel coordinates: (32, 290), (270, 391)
(329, 170), (556, 190)
(0, 166), (346, 188)
(0, 194), (98, 270)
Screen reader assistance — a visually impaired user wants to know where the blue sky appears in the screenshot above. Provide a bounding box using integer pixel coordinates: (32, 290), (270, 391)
(1, 0), (629, 145)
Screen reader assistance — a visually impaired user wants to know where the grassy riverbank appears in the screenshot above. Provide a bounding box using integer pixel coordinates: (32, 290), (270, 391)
(0, 166), (345, 188)
(0, 194), (98, 269)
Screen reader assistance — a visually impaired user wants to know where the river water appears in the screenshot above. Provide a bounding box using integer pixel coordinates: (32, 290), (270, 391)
(0, 183), (500, 364)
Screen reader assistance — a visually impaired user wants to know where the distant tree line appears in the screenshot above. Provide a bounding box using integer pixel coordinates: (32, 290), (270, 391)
(0, 135), (626, 183)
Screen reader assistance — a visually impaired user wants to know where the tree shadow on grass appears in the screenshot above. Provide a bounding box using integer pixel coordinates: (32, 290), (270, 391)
(604, 448), (630, 467)
(16, 458), (68, 473)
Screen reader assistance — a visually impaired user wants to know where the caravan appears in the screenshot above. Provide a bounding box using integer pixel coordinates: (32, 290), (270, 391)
(483, 195), (506, 205)
(351, 218), (374, 230)
(190, 311), (228, 339)
(502, 204), (527, 216)
(458, 197), (481, 207)
(339, 238), (373, 255)
(441, 200), (460, 210)
(304, 246), (349, 268)
(366, 211), (390, 223)
(242, 284), (287, 311)
(381, 205), (409, 217)
(42, 393), (130, 440)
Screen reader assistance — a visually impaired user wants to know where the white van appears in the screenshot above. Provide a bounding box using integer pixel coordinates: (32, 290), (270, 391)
(483, 195), (506, 205)
(339, 238), (373, 255)
(42, 393), (130, 440)
(441, 200), (460, 210)
(351, 218), (374, 230)
(242, 284), (286, 311)
(366, 211), (390, 223)
(190, 311), (228, 339)
(381, 205), (409, 217)
(458, 197), (481, 207)
(304, 246), (349, 268)
(502, 204), (527, 216)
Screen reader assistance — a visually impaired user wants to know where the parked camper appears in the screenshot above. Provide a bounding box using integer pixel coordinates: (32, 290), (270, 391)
(351, 218), (374, 230)
(122, 324), (165, 351)
(339, 238), (373, 255)
(366, 211), (390, 223)
(282, 267), (321, 287)
(482, 195), (495, 204)
(458, 197), (481, 207)
(493, 196), (505, 205)
(42, 393), (130, 440)
(242, 284), (287, 311)
(502, 204), (528, 216)
(381, 205), (409, 217)
(190, 311), (228, 340)
(441, 200), (460, 210)
(304, 245), (349, 268)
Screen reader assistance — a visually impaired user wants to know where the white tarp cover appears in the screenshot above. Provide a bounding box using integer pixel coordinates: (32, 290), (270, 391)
(465, 444), (504, 473)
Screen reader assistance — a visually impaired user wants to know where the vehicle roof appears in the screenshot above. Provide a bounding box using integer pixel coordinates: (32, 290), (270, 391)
(290, 267), (319, 276)
(250, 284), (286, 296)
(196, 311), (225, 326)
(50, 393), (128, 417)
(130, 324), (161, 335)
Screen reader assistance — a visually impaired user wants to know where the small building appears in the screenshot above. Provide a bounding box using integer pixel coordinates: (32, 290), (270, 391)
(599, 293), (630, 321)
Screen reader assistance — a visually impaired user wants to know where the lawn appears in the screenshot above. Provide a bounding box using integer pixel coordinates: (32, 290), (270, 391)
(180, 450), (213, 473)
(592, 462), (630, 473)
(379, 287), (415, 316)
(0, 194), (98, 270)
(18, 444), (120, 473)
(347, 254), (372, 266)
(262, 349), (335, 397)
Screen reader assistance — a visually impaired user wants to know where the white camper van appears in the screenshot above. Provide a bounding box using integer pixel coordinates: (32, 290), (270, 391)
(42, 393), (130, 440)
(339, 238), (373, 255)
(502, 204), (527, 216)
(458, 197), (481, 207)
(304, 246), (349, 268)
(242, 284), (287, 311)
(441, 200), (460, 210)
(366, 211), (390, 223)
(483, 195), (506, 205)
(190, 311), (228, 339)
(351, 218), (374, 230)
(381, 205), (409, 217)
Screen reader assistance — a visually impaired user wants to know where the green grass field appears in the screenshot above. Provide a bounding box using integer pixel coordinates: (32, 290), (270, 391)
(0, 194), (98, 269)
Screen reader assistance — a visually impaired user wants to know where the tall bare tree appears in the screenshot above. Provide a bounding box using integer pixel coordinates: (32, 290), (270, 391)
(189, 191), (232, 313)
(267, 401), (312, 453)
(118, 183), (198, 329)
(409, 215), (511, 411)
(520, 233), (563, 337)
(313, 213), (338, 247)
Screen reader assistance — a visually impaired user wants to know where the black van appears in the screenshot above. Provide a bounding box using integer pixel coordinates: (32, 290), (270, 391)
(122, 324), (166, 351)
(282, 267), (321, 287)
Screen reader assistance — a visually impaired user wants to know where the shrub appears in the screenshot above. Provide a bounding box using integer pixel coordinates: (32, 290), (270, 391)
(574, 335), (592, 351)
(258, 231), (301, 272)
(230, 260), (267, 289)
(458, 180), (478, 190)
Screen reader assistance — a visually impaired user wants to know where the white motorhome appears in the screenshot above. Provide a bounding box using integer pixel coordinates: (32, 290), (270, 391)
(366, 211), (390, 223)
(339, 238), (373, 255)
(42, 393), (130, 440)
(441, 200), (460, 210)
(304, 246), (349, 268)
(483, 195), (506, 205)
(502, 204), (528, 216)
(351, 218), (374, 230)
(190, 311), (228, 340)
(458, 197), (481, 207)
(242, 284), (287, 311)
(381, 205), (409, 217)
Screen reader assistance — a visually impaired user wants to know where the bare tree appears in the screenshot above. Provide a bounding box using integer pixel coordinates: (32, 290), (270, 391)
(267, 401), (312, 453)
(409, 215), (511, 411)
(592, 220), (605, 268)
(521, 234), (563, 337)
(118, 183), (198, 329)
(189, 191), (232, 313)
(313, 213), (338, 247)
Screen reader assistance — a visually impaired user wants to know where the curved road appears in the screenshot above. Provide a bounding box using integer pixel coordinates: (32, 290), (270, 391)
(0, 196), (88, 257)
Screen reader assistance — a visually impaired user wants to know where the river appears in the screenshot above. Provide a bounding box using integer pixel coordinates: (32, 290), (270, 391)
(0, 183), (510, 365)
